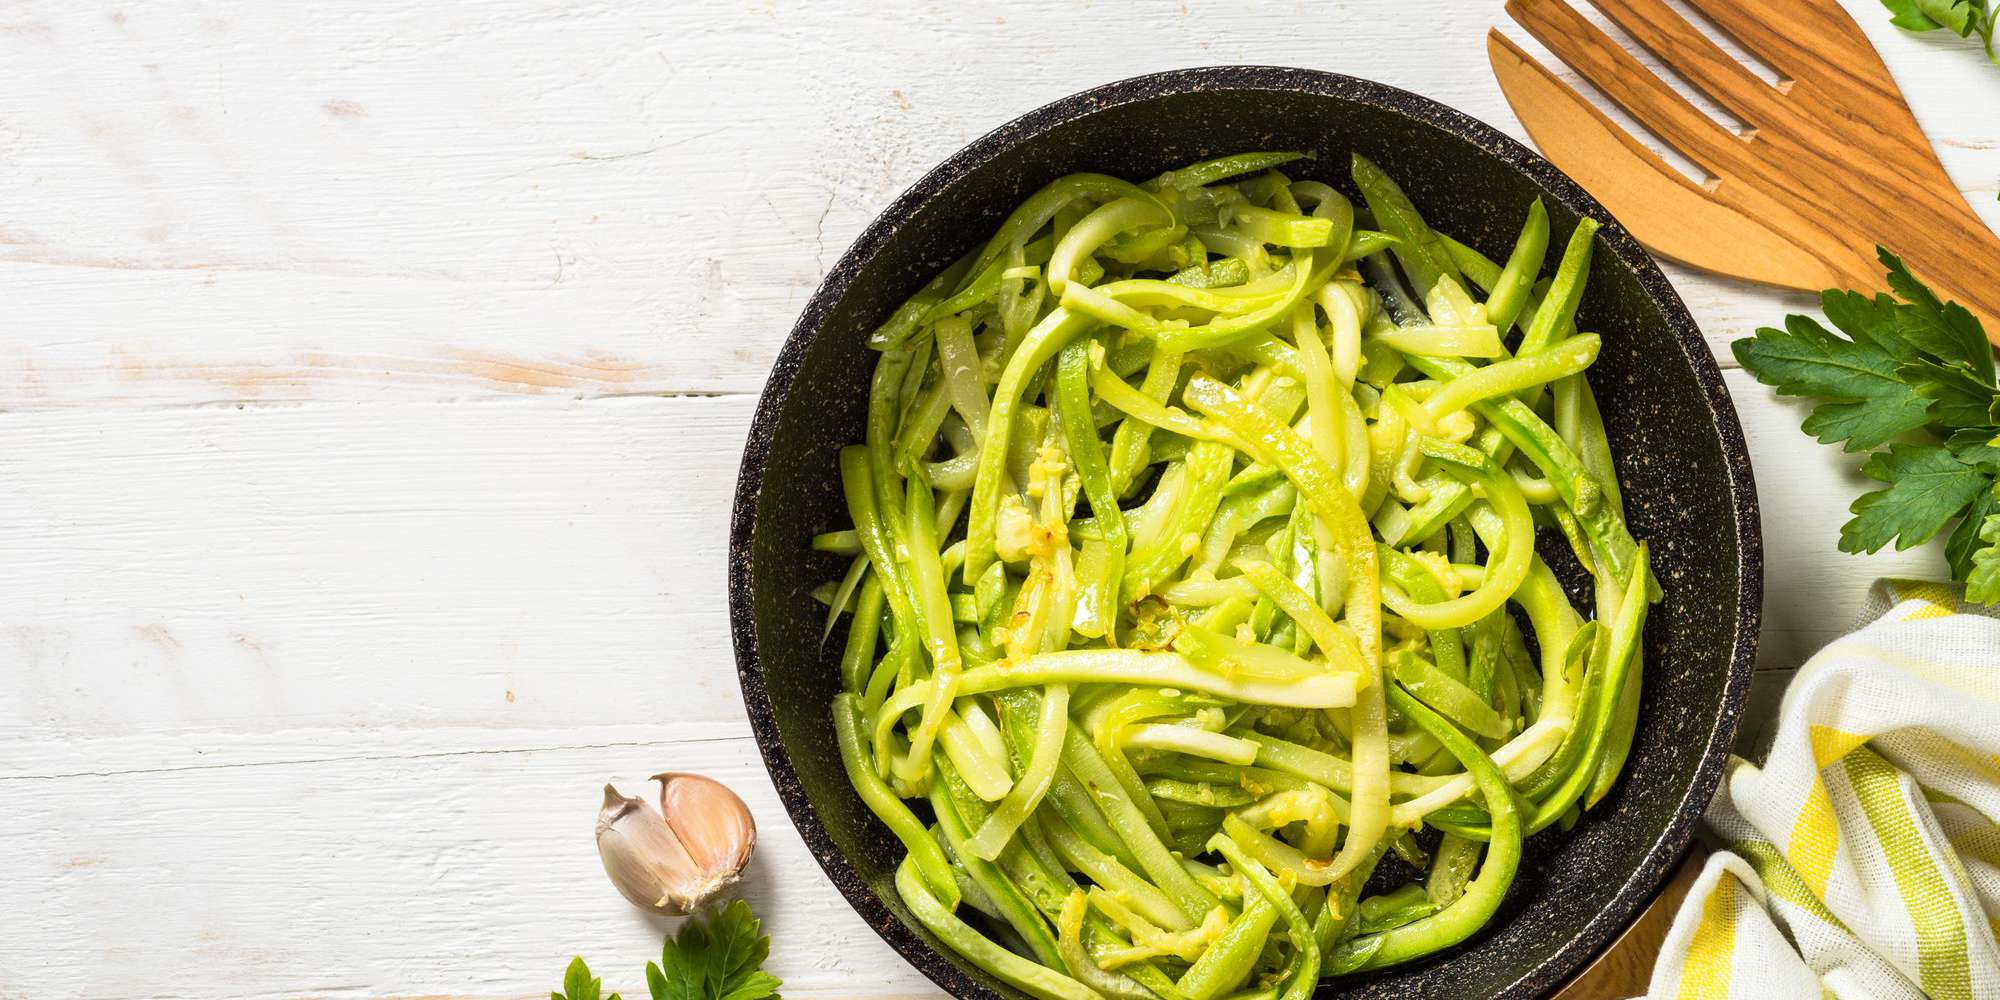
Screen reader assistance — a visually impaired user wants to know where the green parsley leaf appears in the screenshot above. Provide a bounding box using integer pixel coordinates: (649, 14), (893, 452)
(1948, 427), (2000, 468)
(1731, 307), (1931, 451)
(1880, 2), (1998, 69)
(1901, 357), (1998, 429)
(649, 900), (782, 1000)
(1946, 485), (2000, 577)
(1882, 0), (1945, 30)
(1968, 515), (2000, 604)
(1921, 0), (1979, 33)
(555, 956), (621, 1000)
(1738, 244), (2000, 601)
(1880, 247), (1996, 385)
(553, 902), (779, 1000)
(1841, 443), (1991, 553)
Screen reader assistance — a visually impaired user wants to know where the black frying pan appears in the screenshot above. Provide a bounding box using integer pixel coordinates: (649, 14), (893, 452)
(729, 66), (1760, 999)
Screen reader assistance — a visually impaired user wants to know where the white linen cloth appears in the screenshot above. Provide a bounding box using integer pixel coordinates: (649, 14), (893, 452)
(1639, 581), (2000, 999)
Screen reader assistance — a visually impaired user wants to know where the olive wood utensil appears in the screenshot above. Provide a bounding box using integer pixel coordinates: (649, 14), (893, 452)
(1489, 0), (2000, 341)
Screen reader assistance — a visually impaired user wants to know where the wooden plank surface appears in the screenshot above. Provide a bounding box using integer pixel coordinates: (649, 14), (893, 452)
(0, 1), (1994, 997)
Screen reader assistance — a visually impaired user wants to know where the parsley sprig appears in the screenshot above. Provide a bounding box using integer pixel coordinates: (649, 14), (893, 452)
(554, 900), (782, 1000)
(1881, 0), (1998, 65)
(555, 956), (620, 1000)
(1734, 247), (2000, 603)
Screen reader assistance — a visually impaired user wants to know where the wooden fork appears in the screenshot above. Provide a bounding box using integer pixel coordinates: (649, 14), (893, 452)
(1489, 0), (2000, 342)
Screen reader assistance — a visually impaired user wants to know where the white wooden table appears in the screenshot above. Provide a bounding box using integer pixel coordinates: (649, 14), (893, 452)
(1, 3), (1994, 997)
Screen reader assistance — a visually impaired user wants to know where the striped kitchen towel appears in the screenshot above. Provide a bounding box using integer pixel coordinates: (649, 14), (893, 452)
(1641, 580), (2000, 999)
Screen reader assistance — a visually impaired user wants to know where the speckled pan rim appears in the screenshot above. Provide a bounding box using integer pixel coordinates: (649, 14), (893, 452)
(729, 65), (1762, 1000)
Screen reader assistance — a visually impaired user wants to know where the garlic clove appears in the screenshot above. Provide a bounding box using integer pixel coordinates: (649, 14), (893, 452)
(595, 774), (756, 916)
(597, 783), (704, 913)
(653, 772), (756, 876)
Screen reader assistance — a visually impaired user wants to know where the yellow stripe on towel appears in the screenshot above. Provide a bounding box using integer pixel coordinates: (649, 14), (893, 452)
(1809, 725), (1870, 768)
(1895, 581), (1959, 620)
(1675, 872), (1740, 1000)
(1790, 773), (1840, 898)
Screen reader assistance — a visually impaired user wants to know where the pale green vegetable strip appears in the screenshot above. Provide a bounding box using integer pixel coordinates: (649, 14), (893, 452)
(1208, 831), (1320, 1000)
(1290, 299), (1347, 608)
(838, 694), (958, 908)
(1421, 334), (1600, 422)
(1176, 891), (1276, 1000)
(1050, 197), (1178, 293)
(965, 307), (1095, 583)
(1159, 151), (1305, 190)
(1057, 341), (1127, 641)
(929, 764), (1067, 969)
(966, 685), (1070, 859)
(874, 652), (1357, 754)
(1519, 218), (1600, 357)
(897, 858), (1100, 1000)
(1173, 623), (1350, 682)
(1056, 891), (1156, 1000)
(1042, 813), (1193, 932)
(1235, 560), (1363, 668)
(893, 476), (961, 784)
(822, 552), (869, 644)
(1061, 728), (1220, 924)
(1483, 197), (1549, 334)
(934, 314), (992, 443)
(1370, 324), (1505, 359)
(1108, 344), (1183, 495)
(937, 711), (1015, 802)
(959, 173), (1164, 293)
(1351, 152), (1460, 297)
(1121, 724), (1260, 764)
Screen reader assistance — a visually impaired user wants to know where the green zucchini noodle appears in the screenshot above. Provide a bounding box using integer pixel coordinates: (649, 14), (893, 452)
(822, 151), (1654, 997)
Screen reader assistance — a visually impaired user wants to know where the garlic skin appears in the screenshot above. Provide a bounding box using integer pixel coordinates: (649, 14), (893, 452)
(596, 773), (756, 915)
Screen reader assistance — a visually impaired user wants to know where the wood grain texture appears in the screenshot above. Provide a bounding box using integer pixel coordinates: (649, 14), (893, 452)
(1487, 29), (1841, 291)
(1496, 0), (2000, 336)
(1, 731), (938, 999)
(0, 1), (1992, 997)
(0, 1), (1992, 410)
